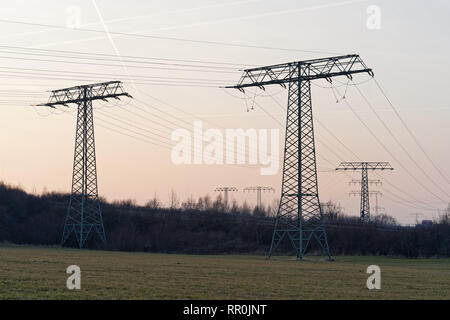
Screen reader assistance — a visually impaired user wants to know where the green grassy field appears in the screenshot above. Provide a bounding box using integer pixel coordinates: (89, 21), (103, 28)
(0, 245), (449, 299)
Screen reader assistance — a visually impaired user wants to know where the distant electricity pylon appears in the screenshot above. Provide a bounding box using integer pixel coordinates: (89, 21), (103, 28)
(243, 186), (275, 210)
(214, 187), (238, 209)
(371, 190), (385, 216)
(350, 190), (383, 216)
(38, 81), (132, 248)
(337, 162), (393, 223)
(349, 179), (384, 215)
(228, 55), (373, 260)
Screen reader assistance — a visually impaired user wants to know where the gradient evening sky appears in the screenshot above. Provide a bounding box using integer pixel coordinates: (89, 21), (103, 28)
(0, 0), (449, 224)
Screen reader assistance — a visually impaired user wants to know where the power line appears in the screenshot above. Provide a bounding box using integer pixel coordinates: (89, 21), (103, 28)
(63, 105), (261, 170)
(299, 83), (442, 211)
(225, 88), (348, 170)
(353, 82), (449, 198)
(0, 66), (232, 83)
(264, 91), (354, 167)
(0, 71), (224, 88)
(97, 97), (282, 171)
(135, 88), (289, 167)
(0, 48), (240, 71)
(0, 0), (264, 42)
(0, 18), (342, 55)
(0, 55), (240, 74)
(373, 77), (450, 185)
(341, 93), (447, 203)
(0, 45), (256, 67)
(95, 110), (172, 144)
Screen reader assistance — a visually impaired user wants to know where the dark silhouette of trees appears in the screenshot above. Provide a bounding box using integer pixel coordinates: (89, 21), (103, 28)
(0, 182), (449, 257)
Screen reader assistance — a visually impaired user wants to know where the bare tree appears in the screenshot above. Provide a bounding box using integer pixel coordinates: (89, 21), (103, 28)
(181, 195), (196, 210)
(199, 195), (212, 211)
(145, 193), (161, 209)
(372, 213), (397, 226)
(212, 194), (226, 212)
(240, 201), (251, 215)
(168, 189), (179, 209)
(230, 199), (240, 214)
(437, 203), (450, 225)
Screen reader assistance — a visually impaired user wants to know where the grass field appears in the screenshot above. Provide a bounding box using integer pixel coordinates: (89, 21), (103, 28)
(0, 245), (449, 299)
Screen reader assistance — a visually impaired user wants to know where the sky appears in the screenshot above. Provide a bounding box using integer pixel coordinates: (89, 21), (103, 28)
(0, 0), (449, 225)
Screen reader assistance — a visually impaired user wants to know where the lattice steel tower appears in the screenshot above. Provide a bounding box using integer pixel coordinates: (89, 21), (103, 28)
(244, 186), (275, 210)
(336, 162), (393, 222)
(39, 81), (132, 248)
(228, 55), (373, 260)
(214, 187), (238, 210)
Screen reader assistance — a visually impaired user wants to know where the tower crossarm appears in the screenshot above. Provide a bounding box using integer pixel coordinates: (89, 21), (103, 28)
(243, 186), (275, 193)
(336, 162), (393, 171)
(350, 191), (383, 196)
(226, 55), (373, 90)
(214, 187), (238, 192)
(37, 81), (132, 108)
(349, 179), (382, 186)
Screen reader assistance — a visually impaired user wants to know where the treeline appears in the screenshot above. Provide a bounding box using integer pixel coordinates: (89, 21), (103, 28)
(0, 182), (449, 257)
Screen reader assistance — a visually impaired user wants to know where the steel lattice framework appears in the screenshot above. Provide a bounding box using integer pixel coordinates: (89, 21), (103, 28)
(227, 55), (373, 260)
(39, 81), (131, 248)
(336, 162), (393, 223)
(350, 190), (384, 216)
(214, 187), (238, 209)
(243, 186), (275, 210)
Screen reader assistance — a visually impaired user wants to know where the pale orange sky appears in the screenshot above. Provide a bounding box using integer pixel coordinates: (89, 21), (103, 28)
(0, 0), (449, 224)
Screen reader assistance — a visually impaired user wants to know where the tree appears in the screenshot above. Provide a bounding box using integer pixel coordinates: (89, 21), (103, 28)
(168, 189), (179, 209)
(372, 213), (397, 226)
(145, 193), (161, 209)
(212, 194), (225, 212)
(438, 203), (450, 225)
(181, 195), (196, 210)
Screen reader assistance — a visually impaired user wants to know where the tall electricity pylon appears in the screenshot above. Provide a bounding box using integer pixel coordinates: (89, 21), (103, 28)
(227, 55), (373, 260)
(337, 162), (393, 223)
(38, 81), (132, 248)
(243, 186), (275, 210)
(214, 187), (238, 209)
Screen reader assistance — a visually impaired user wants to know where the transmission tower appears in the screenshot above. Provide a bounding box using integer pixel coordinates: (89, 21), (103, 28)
(38, 81), (132, 248)
(243, 186), (275, 210)
(227, 54), (373, 260)
(337, 162), (393, 223)
(214, 187), (238, 209)
(349, 179), (384, 215)
(350, 190), (383, 216)
(371, 190), (383, 216)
